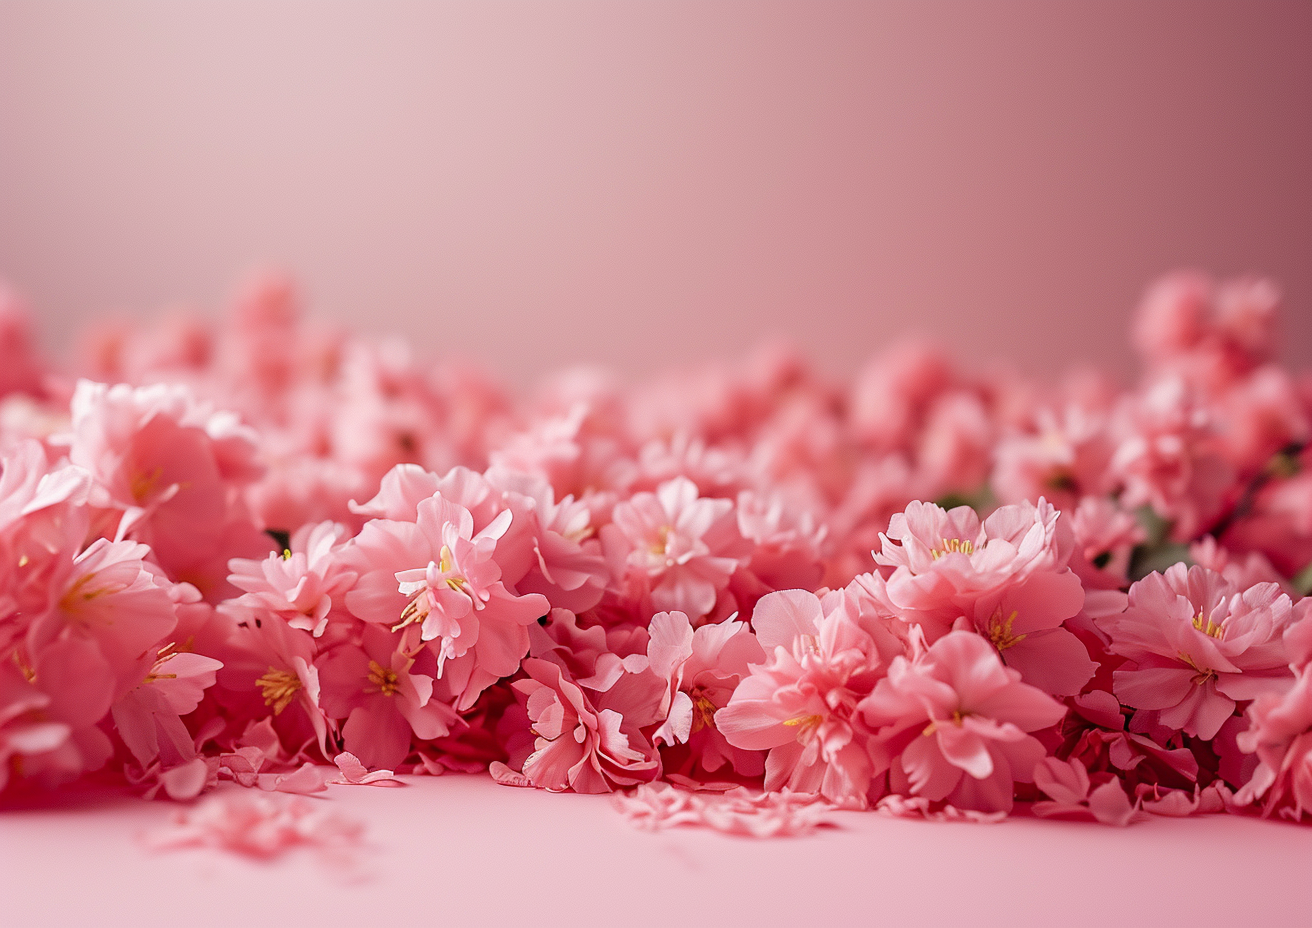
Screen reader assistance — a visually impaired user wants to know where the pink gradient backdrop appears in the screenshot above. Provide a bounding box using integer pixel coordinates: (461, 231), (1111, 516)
(1, 1), (1310, 385)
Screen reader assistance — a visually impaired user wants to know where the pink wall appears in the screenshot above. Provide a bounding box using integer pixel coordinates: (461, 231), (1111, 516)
(1, 1), (1309, 385)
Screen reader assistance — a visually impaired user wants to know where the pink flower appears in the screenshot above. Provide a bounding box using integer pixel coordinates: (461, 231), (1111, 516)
(111, 647), (223, 789)
(66, 380), (273, 598)
(1097, 564), (1296, 740)
(646, 610), (766, 778)
(226, 521), (358, 637)
(1108, 377), (1234, 541)
(317, 625), (459, 770)
(485, 468), (608, 614)
(1235, 667), (1312, 820)
(27, 538), (179, 685)
(0, 662), (72, 792)
(511, 657), (660, 793)
(1133, 272), (1280, 386)
(1031, 756), (1139, 826)
(955, 570), (1095, 696)
(860, 630), (1066, 814)
(215, 610), (330, 757)
(868, 497), (1077, 641)
(716, 589), (895, 806)
(602, 476), (747, 620)
(345, 493), (548, 709)
(991, 406), (1115, 511)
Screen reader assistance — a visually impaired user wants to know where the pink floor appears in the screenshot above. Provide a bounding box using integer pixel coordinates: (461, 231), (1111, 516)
(4, 775), (1309, 927)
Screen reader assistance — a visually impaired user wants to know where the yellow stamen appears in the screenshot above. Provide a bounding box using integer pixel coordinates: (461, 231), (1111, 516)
(58, 573), (125, 612)
(932, 537), (975, 559)
(923, 710), (965, 737)
(256, 667), (302, 714)
(143, 642), (182, 684)
(13, 652), (35, 683)
(690, 689), (718, 733)
(782, 713), (822, 731)
(394, 595), (426, 632)
(1192, 611), (1224, 640)
(986, 609), (1027, 652)
(366, 660), (401, 697)
(1179, 652), (1217, 686)
(129, 466), (165, 504)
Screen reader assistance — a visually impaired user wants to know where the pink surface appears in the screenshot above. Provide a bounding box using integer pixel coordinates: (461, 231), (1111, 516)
(2, 776), (1309, 927)
(1, 1), (1310, 383)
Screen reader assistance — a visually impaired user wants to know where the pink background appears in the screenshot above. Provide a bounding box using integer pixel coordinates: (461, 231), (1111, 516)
(4, 6), (1312, 923)
(1, 1), (1310, 385)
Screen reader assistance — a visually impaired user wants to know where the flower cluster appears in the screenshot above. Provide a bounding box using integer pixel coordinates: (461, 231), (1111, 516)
(2, 271), (1312, 828)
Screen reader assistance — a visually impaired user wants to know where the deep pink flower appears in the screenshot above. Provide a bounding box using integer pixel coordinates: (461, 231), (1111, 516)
(1031, 757), (1139, 826)
(511, 657), (660, 793)
(860, 630), (1066, 814)
(1097, 564), (1296, 740)
(317, 625), (459, 770)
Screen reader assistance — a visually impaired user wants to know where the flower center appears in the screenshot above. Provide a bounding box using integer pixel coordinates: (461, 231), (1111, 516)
(782, 713), (822, 734)
(923, 710), (966, 736)
(394, 545), (470, 632)
(366, 660), (401, 697)
(689, 687), (718, 733)
(1191, 611), (1224, 640)
(129, 465), (165, 504)
(437, 545), (468, 594)
(58, 573), (125, 613)
(986, 609), (1026, 652)
(648, 525), (671, 556)
(144, 642), (181, 684)
(256, 667), (302, 714)
(1179, 651), (1217, 686)
(931, 538), (974, 559)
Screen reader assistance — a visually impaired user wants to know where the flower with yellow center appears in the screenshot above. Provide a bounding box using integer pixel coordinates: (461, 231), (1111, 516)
(366, 660), (401, 697)
(985, 609), (1026, 652)
(256, 667), (302, 714)
(931, 537), (975, 560)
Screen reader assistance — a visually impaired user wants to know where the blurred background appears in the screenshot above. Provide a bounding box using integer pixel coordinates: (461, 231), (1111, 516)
(1, 0), (1309, 386)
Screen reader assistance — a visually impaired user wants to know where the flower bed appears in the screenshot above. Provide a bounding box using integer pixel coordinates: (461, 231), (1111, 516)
(2, 272), (1310, 827)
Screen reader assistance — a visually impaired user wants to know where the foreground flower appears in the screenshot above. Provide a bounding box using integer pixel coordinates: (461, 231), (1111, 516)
(860, 631), (1066, 814)
(868, 498), (1077, 641)
(602, 476), (746, 620)
(1235, 665), (1312, 820)
(345, 493), (549, 710)
(511, 657), (660, 793)
(645, 610), (766, 778)
(716, 589), (897, 806)
(1097, 564), (1295, 739)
